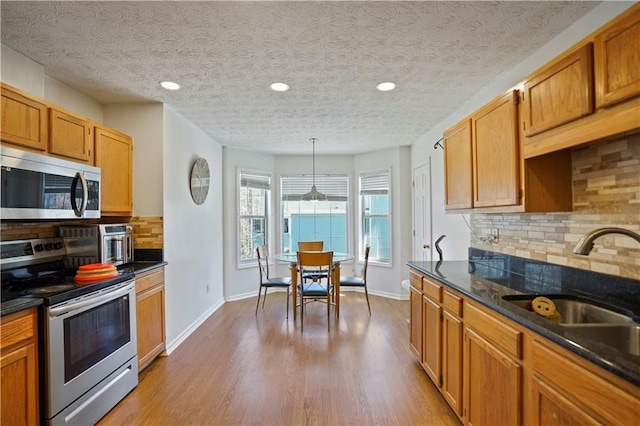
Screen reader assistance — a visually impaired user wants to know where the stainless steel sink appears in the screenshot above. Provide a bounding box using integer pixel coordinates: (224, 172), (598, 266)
(564, 324), (640, 356)
(501, 295), (635, 325)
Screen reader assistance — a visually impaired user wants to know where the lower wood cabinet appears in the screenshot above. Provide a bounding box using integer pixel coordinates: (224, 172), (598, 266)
(136, 267), (166, 370)
(407, 268), (640, 426)
(0, 307), (39, 426)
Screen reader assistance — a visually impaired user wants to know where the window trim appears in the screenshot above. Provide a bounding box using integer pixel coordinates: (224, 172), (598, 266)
(358, 168), (392, 266)
(237, 168), (272, 269)
(280, 173), (350, 254)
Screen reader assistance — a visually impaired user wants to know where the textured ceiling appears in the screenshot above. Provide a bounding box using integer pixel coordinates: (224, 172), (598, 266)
(1, 1), (600, 155)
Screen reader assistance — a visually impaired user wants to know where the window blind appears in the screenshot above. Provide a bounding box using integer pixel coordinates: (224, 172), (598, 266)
(281, 175), (348, 201)
(360, 170), (389, 195)
(240, 172), (271, 190)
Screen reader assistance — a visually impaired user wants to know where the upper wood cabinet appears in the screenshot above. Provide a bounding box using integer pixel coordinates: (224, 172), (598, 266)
(594, 5), (640, 109)
(443, 118), (472, 210)
(95, 125), (133, 216)
(0, 84), (48, 152)
(49, 107), (91, 162)
(522, 43), (594, 137)
(471, 90), (520, 208)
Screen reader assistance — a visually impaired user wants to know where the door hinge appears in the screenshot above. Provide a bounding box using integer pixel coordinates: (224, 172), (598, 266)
(522, 121), (526, 131)
(413, 229), (416, 237)
(518, 189), (523, 199)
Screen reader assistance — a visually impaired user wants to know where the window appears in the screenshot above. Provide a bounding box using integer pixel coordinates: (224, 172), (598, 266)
(359, 170), (390, 263)
(281, 175), (349, 253)
(238, 171), (270, 263)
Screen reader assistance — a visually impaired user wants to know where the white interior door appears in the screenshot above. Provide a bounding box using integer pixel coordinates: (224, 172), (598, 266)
(413, 161), (432, 262)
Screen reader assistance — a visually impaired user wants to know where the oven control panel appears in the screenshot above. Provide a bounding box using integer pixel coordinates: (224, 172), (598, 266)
(0, 238), (67, 268)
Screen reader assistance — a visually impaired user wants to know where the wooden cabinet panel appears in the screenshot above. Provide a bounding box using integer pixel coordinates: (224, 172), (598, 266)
(472, 90), (520, 208)
(136, 268), (166, 370)
(465, 327), (522, 426)
(422, 294), (441, 385)
(422, 276), (442, 302)
(442, 310), (463, 418)
(1, 84), (48, 151)
(0, 308), (39, 426)
(530, 375), (600, 426)
(444, 118), (473, 209)
(409, 285), (423, 361)
(531, 339), (640, 425)
(136, 285), (165, 370)
(409, 270), (423, 292)
(594, 5), (640, 108)
(465, 302), (522, 359)
(95, 125), (133, 216)
(49, 108), (91, 161)
(523, 44), (594, 136)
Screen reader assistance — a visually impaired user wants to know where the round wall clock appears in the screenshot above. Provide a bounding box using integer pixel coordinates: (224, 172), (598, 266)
(189, 157), (210, 205)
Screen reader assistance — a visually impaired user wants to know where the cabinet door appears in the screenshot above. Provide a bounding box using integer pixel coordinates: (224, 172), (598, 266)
(465, 327), (522, 426)
(137, 284), (166, 370)
(472, 90), (520, 208)
(442, 310), (463, 418)
(594, 6), (640, 108)
(95, 126), (133, 215)
(49, 108), (91, 161)
(1, 85), (48, 151)
(409, 285), (423, 361)
(0, 344), (38, 426)
(422, 295), (441, 385)
(523, 44), (594, 136)
(443, 118), (473, 209)
(530, 375), (600, 426)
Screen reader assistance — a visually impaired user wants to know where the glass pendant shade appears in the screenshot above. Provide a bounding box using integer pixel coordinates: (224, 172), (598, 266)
(302, 138), (327, 202)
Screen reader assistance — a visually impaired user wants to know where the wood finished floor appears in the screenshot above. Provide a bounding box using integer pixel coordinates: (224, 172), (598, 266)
(99, 293), (460, 425)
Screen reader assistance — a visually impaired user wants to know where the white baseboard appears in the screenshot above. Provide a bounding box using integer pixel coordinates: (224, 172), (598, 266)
(165, 298), (225, 355)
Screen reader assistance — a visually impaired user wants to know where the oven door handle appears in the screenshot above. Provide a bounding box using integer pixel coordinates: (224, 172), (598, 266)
(49, 282), (133, 318)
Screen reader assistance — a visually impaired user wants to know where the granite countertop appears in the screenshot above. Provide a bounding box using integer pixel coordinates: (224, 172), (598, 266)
(407, 255), (640, 387)
(118, 260), (167, 275)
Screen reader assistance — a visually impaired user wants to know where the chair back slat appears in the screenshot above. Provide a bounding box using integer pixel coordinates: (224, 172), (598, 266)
(298, 241), (324, 251)
(256, 245), (270, 281)
(297, 251), (333, 283)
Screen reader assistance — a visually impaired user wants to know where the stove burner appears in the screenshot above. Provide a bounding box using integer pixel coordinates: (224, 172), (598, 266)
(27, 284), (77, 296)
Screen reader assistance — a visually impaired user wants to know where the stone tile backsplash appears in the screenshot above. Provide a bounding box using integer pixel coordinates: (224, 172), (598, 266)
(471, 134), (640, 281)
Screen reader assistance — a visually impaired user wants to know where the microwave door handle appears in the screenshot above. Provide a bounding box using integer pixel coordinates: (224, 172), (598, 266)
(70, 172), (88, 217)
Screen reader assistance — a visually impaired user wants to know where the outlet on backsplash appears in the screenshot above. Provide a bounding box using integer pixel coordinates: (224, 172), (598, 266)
(480, 229), (500, 245)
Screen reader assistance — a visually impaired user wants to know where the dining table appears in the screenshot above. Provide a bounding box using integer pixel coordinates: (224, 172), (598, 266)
(273, 252), (354, 320)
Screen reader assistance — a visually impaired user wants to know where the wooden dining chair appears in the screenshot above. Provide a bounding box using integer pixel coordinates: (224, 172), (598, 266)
(340, 245), (371, 315)
(298, 241), (327, 282)
(298, 241), (324, 251)
(256, 245), (292, 318)
(297, 250), (334, 332)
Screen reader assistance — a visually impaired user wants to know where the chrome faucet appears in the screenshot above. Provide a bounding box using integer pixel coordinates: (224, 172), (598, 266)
(573, 227), (640, 255)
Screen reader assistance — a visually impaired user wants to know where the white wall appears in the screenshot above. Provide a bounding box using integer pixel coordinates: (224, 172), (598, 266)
(409, 1), (636, 261)
(103, 103), (164, 216)
(1, 44), (45, 96)
(163, 105), (224, 350)
(222, 147), (277, 300)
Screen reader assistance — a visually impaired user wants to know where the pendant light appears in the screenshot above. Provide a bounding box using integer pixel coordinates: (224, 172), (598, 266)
(302, 138), (327, 202)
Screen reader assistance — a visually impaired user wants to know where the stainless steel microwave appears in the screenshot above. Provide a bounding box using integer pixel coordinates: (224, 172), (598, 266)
(0, 146), (100, 219)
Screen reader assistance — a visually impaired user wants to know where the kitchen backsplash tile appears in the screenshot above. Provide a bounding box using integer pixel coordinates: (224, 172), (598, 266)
(471, 134), (640, 281)
(130, 216), (163, 249)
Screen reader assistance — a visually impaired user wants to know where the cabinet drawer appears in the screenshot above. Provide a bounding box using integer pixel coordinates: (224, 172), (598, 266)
(532, 339), (640, 425)
(1, 308), (36, 350)
(465, 302), (522, 359)
(136, 267), (165, 294)
(442, 290), (463, 317)
(423, 277), (442, 302)
(409, 270), (423, 292)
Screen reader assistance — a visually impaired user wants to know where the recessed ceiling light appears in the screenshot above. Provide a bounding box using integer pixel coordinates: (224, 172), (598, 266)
(160, 81), (180, 90)
(270, 82), (290, 92)
(376, 82), (396, 92)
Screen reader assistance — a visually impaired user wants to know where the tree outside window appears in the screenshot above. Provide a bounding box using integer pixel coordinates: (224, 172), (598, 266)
(239, 171), (270, 263)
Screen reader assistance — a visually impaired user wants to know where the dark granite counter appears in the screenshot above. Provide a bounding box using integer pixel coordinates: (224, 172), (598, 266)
(1, 297), (43, 317)
(118, 260), (167, 276)
(407, 249), (640, 386)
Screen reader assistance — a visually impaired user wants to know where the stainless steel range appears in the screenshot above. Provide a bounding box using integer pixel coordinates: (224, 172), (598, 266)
(1, 238), (138, 426)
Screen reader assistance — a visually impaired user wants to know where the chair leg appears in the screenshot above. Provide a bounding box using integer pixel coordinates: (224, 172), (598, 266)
(364, 285), (371, 315)
(255, 286), (262, 315)
(285, 287), (290, 319)
(300, 293), (304, 332)
(327, 292), (331, 332)
(262, 287), (268, 308)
